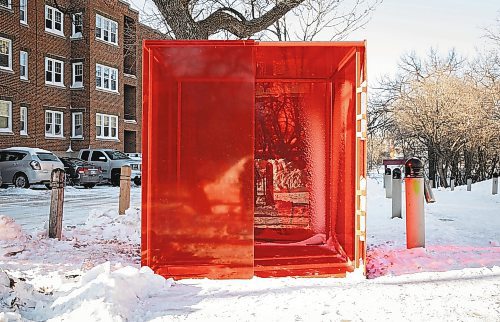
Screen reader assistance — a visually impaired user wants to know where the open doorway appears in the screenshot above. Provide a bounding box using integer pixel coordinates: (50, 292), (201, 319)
(253, 81), (350, 276)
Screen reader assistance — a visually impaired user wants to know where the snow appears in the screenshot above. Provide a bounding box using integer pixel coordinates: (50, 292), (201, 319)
(0, 174), (499, 320)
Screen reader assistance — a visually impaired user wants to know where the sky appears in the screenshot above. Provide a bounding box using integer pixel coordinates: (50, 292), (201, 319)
(128, 0), (500, 81)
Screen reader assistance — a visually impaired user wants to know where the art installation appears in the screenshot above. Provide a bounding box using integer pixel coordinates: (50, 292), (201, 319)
(142, 40), (367, 279)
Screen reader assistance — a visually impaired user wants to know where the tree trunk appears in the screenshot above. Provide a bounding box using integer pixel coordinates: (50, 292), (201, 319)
(428, 147), (437, 188)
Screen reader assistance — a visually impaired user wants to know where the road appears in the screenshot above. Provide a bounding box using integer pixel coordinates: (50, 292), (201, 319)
(0, 185), (141, 232)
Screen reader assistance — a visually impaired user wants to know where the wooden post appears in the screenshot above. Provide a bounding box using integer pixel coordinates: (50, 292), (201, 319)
(119, 165), (131, 215)
(49, 168), (65, 239)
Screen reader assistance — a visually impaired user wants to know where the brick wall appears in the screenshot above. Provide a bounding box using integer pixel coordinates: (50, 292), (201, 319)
(0, 0), (164, 156)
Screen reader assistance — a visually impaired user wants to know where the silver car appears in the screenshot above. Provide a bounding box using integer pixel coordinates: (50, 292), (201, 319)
(0, 147), (64, 188)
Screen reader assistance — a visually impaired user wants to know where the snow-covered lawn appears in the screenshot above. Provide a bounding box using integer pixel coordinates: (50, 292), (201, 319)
(0, 175), (499, 321)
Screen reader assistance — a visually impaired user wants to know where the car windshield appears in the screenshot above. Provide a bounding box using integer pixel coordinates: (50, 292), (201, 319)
(105, 151), (130, 160)
(37, 153), (59, 161)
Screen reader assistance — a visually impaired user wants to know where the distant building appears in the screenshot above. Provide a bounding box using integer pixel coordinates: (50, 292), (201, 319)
(0, 0), (163, 155)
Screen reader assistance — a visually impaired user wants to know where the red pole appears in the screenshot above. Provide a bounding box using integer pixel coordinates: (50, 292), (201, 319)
(405, 158), (425, 249)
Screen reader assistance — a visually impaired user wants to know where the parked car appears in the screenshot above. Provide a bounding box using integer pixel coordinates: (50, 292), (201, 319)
(0, 147), (64, 188)
(77, 149), (141, 186)
(60, 157), (102, 188)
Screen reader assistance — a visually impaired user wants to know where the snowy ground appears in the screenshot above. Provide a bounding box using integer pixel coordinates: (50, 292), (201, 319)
(0, 175), (499, 321)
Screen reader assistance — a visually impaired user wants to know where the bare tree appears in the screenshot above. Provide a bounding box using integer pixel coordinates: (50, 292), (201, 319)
(135, 0), (380, 40)
(369, 49), (500, 186)
(484, 12), (500, 46)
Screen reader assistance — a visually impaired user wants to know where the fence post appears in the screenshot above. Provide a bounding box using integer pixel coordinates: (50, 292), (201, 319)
(450, 177), (455, 191)
(119, 165), (131, 215)
(49, 168), (65, 239)
(467, 176), (472, 191)
(405, 158), (425, 249)
(385, 168), (392, 198)
(493, 173), (498, 195)
(391, 168), (402, 219)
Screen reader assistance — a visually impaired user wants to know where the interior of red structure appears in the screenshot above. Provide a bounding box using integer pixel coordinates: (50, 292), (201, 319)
(252, 45), (357, 276)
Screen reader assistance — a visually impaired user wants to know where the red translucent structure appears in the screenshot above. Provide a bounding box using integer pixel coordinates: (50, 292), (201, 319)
(142, 40), (367, 279)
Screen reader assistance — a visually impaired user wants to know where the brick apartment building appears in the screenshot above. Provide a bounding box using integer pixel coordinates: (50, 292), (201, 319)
(0, 0), (161, 155)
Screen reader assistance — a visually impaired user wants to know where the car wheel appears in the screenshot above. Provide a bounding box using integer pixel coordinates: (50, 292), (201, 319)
(83, 183), (96, 189)
(13, 173), (30, 188)
(133, 177), (141, 186)
(111, 170), (121, 187)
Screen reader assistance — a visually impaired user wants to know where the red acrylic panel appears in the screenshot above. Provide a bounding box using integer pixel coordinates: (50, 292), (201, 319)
(142, 41), (366, 279)
(142, 41), (255, 279)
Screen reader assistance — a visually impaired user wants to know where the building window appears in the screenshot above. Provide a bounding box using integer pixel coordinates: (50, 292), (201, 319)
(20, 0), (27, 24)
(0, 100), (12, 133)
(45, 57), (64, 87)
(72, 13), (83, 38)
(0, 0), (11, 9)
(0, 37), (12, 71)
(20, 51), (28, 80)
(45, 110), (63, 137)
(72, 62), (83, 88)
(96, 64), (118, 92)
(95, 14), (118, 45)
(20, 106), (27, 135)
(45, 5), (64, 36)
(96, 113), (118, 139)
(72, 112), (83, 138)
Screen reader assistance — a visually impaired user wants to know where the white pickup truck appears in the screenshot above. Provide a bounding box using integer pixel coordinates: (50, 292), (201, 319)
(78, 149), (141, 186)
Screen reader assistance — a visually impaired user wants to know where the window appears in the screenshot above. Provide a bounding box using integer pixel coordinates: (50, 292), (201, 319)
(105, 150), (129, 160)
(72, 13), (82, 38)
(45, 5), (64, 36)
(72, 62), (83, 88)
(0, 100), (12, 133)
(0, 152), (27, 162)
(20, 51), (28, 80)
(37, 152), (59, 161)
(96, 113), (118, 139)
(45, 57), (64, 87)
(20, 106), (27, 135)
(95, 14), (118, 45)
(80, 150), (90, 161)
(20, 0), (27, 24)
(91, 151), (107, 162)
(72, 112), (83, 138)
(45, 110), (63, 137)
(0, 37), (12, 71)
(96, 64), (118, 92)
(0, 0), (11, 9)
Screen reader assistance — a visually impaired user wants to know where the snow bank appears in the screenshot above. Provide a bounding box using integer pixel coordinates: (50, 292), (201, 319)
(0, 216), (27, 257)
(45, 262), (172, 321)
(78, 207), (141, 244)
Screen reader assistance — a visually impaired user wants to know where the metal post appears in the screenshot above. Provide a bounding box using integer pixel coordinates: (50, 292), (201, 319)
(119, 165), (131, 215)
(424, 179), (436, 203)
(405, 158), (425, 249)
(391, 168), (402, 219)
(383, 165), (387, 188)
(450, 177), (455, 191)
(467, 176), (472, 191)
(385, 167), (392, 198)
(493, 173), (498, 195)
(265, 162), (274, 205)
(49, 168), (65, 239)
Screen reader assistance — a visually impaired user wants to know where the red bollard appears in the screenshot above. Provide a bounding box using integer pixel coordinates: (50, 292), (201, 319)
(405, 158), (425, 249)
